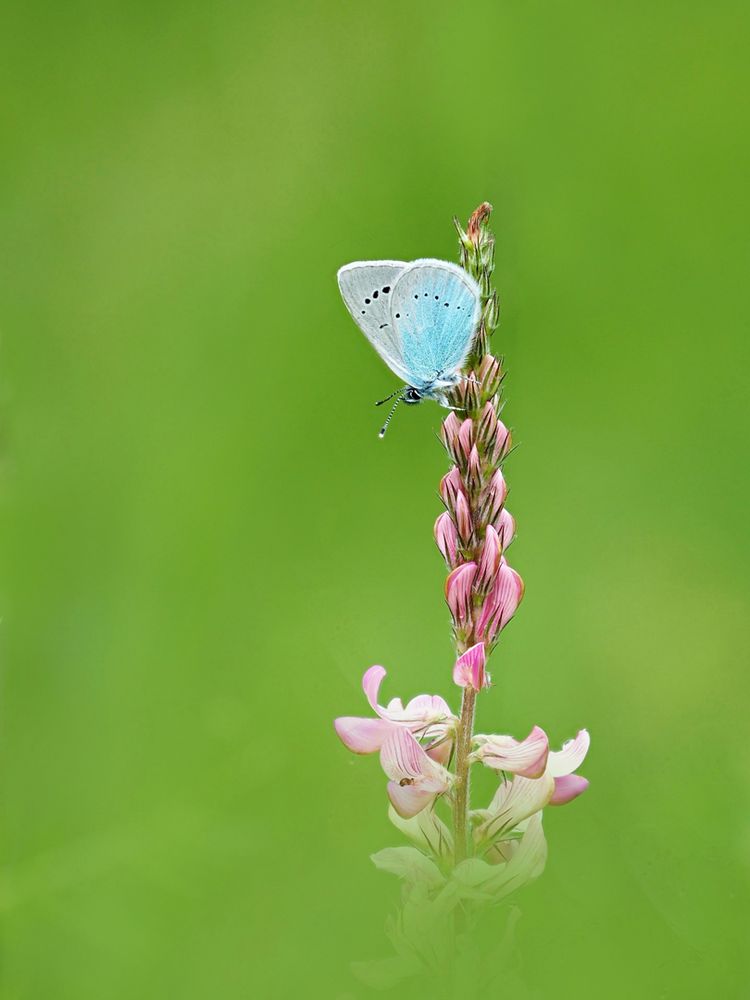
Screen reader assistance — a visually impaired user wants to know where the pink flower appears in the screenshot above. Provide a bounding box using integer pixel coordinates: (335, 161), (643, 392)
(472, 725), (550, 778)
(453, 641), (490, 691)
(380, 728), (452, 818)
(475, 559), (524, 643)
(334, 665), (456, 755)
(473, 729), (590, 860)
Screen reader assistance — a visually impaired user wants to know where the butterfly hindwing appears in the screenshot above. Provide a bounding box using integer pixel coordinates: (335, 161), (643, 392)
(337, 261), (410, 382)
(389, 261), (480, 391)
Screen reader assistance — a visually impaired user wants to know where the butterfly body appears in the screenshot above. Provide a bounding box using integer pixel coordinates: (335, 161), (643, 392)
(337, 259), (481, 423)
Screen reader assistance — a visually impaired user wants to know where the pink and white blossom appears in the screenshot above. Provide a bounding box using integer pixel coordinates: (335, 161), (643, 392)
(334, 665), (456, 756)
(380, 728), (453, 818)
(472, 725), (549, 778)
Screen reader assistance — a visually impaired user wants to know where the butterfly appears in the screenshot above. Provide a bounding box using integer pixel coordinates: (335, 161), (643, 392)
(337, 259), (481, 436)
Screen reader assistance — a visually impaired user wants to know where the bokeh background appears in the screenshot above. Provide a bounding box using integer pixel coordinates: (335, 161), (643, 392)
(2, 1), (749, 997)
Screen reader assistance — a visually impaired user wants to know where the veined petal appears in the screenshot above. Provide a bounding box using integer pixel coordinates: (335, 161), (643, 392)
(480, 811), (547, 900)
(387, 805), (454, 859)
(474, 774), (555, 843)
(476, 772), (555, 847)
(381, 728), (425, 780)
(548, 729), (590, 777)
(387, 781), (438, 818)
(473, 725), (549, 778)
(550, 774), (589, 805)
(402, 693), (454, 723)
(453, 642), (488, 691)
(334, 716), (394, 754)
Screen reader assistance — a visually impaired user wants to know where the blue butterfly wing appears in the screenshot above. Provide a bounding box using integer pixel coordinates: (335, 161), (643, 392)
(389, 261), (480, 391)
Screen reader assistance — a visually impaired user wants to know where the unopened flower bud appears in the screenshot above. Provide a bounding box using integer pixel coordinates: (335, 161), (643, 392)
(475, 560), (524, 644)
(478, 355), (503, 399)
(475, 525), (501, 592)
(477, 401), (498, 450)
(492, 421), (512, 464)
(454, 491), (473, 544)
(440, 412), (463, 465)
(445, 562), (477, 628)
(495, 508), (516, 551)
(434, 511), (458, 567)
(458, 419), (474, 461)
(482, 468), (508, 525)
(467, 445), (482, 493)
(440, 466), (465, 511)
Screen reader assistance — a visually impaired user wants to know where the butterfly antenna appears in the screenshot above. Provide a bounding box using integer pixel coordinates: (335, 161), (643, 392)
(375, 387), (403, 407)
(378, 396), (403, 439)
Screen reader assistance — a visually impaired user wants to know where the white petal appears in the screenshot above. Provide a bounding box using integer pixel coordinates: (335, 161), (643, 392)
(548, 729), (591, 777)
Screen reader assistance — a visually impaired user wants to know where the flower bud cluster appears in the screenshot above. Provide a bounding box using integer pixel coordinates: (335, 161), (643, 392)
(435, 208), (525, 671)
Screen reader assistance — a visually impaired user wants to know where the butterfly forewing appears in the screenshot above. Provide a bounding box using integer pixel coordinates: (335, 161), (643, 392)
(337, 261), (410, 381)
(389, 261), (480, 391)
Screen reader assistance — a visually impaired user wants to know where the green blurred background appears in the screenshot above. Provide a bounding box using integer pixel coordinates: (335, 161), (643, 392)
(2, 1), (749, 997)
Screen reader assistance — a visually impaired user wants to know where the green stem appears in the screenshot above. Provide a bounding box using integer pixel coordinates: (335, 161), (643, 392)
(453, 685), (476, 865)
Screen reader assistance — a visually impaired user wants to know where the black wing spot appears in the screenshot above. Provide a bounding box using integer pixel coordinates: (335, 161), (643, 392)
(361, 310), (366, 314)
(414, 294), (419, 299)
(444, 302), (449, 307)
(373, 290), (379, 299)
(365, 298), (371, 304)
(383, 286), (390, 293)
(378, 323), (388, 329)
(395, 313), (400, 318)
(435, 295), (439, 300)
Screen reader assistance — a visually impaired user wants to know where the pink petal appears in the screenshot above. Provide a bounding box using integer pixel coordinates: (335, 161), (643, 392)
(380, 728), (426, 780)
(387, 781), (437, 818)
(434, 512), (458, 566)
(548, 729), (590, 777)
(334, 716), (394, 754)
(475, 560), (524, 643)
(402, 693), (453, 722)
(454, 492), (472, 543)
(476, 525), (501, 591)
(495, 508), (516, 551)
(362, 665), (387, 714)
(550, 774), (589, 805)
(445, 562), (477, 626)
(425, 738), (453, 766)
(453, 642), (488, 691)
(458, 418), (474, 459)
(475, 725), (549, 778)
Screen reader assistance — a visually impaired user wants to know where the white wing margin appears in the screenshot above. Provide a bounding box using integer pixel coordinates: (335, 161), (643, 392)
(337, 261), (410, 382)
